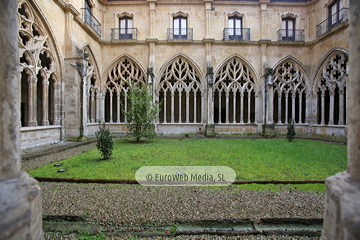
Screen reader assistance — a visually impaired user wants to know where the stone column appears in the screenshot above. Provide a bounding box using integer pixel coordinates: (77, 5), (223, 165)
(0, 1), (43, 239)
(347, 0), (360, 183)
(41, 78), (49, 126)
(204, 0), (213, 38)
(53, 81), (61, 125)
(99, 92), (105, 123)
(91, 90), (96, 123)
(259, 2), (268, 40)
(28, 77), (38, 127)
(63, 49), (89, 138)
(148, 0), (157, 38)
(321, 0), (360, 239)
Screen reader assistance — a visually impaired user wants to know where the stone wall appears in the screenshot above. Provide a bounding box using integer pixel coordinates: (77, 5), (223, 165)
(21, 127), (62, 149)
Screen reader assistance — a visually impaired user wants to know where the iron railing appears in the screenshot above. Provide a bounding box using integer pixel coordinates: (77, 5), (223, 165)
(111, 28), (138, 40)
(277, 29), (305, 42)
(167, 28), (193, 40)
(316, 8), (349, 37)
(223, 28), (250, 41)
(81, 8), (102, 36)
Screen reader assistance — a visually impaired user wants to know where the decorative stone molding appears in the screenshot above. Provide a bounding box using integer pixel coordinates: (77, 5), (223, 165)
(227, 11), (245, 18)
(171, 11), (189, 18)
(116, 12), (135, 18)
(324, 0), (339, 7)
(280, 12), (300, 19)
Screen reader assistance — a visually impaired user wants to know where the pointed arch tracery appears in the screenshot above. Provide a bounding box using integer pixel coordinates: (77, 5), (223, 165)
(157, 56), (203, 123)
(213, 56), (257, 123)
(315, 51), (347, 125)
(272, 58), (307, 124)
(83, 46), (100, 123)
(18, 1), (60, 127)
(104, 56), (146, 123)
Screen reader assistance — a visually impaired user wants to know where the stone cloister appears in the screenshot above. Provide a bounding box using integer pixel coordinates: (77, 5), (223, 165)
(16, 0), (351, 148)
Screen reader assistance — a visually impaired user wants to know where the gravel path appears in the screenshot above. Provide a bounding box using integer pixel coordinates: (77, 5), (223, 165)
(41, 183), (324, 226)
(44, 232), (320, 240)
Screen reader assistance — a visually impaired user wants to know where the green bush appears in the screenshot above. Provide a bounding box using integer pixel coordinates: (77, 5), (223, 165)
(123, 83), (159, 141)
(286, 119), (296, 142)
(95, 122), (114, 159)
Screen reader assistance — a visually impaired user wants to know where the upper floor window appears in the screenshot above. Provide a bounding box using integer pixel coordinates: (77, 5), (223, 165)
(84, 0), (92, 24)
(228, 16), (243, 40)
(119, 17), (133, 39)
(329, 0), (344, 25)
(173, 16), (187, 39)
(281, 17), (295, 41)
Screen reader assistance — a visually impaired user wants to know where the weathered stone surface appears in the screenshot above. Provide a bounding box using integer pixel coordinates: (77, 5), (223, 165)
(321, 172), (360, 240)
(348, 0), (360, 182)
(0, 172), (43, 240)
(0, 1), (43, 239)
(0, 0), (21, 181)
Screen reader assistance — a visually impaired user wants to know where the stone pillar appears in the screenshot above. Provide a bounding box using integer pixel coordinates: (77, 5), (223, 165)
(148, 0), (157, 38)
(321, 0), (360, 239)
(41, 78), (49, 126)
(259, 2), (268, 40)
(53, 81), (61, 126)
(0, 1), (43, 239)
(91, 90), (95, 123)
(63, 48), (89, 138)
(347, 0), (360, 183)
(28, 77), (38, 127)
(204, 0), (213, 38)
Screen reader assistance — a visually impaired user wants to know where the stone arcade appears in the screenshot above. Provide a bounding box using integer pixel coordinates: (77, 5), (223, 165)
(17, 0), (350, 148)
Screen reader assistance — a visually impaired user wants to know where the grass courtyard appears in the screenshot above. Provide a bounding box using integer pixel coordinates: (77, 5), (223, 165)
(29, 138), (347, 192)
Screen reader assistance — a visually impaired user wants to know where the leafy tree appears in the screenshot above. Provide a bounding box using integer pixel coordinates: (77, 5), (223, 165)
(124, 83), (159, 141)
(286, 119), (296, 142)
(95, 122), (114, 159)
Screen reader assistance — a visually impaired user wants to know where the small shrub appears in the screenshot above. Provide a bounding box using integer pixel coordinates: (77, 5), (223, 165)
(165, 223), (178, 236)
(123, 83), (159, 142)
(95, 122), (114, 159)
(286, 119), (296, 142)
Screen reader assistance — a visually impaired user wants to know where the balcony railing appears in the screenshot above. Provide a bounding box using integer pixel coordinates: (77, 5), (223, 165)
(277, 29), (305, 42)
(316, 8), (349, 37)
(111, 28), (138, 40)
(167, 28), (193, 40)
(223, 28), (250, 41)
(81, 8), (101, 36)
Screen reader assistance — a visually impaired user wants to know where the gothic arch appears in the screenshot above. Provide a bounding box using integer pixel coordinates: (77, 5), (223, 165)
(214, 54), (260, 86)
(213, 55), (259, 124)
(272, 56), (308, 124)
(82, 45), (101, 123)
(312, 48), (348, 125)
(157, 54), (204, 124)
(18, 0), (62, 127)
(103, 55), (147, 123)
(103, 54), (147, 89)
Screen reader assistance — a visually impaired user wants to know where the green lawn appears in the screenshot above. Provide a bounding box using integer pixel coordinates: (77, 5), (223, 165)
(29, 138), (347, 183)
